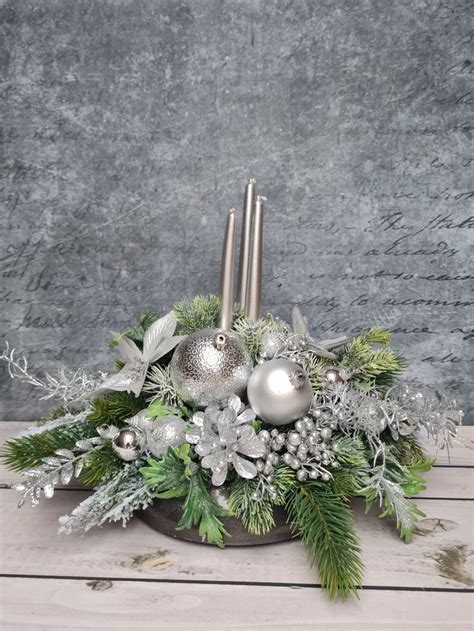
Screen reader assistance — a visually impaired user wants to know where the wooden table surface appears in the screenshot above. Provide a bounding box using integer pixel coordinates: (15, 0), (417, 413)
(0, 422), (473, 630)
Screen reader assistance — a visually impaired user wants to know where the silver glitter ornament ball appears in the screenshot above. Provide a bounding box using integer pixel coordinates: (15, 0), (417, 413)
(247, 358), (313, 426)
(170, 328), (253, 407)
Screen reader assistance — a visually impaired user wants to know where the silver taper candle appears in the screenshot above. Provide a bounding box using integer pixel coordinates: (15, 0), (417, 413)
(246, 195), (266, 322)
(237, 178), (256, 309)
(217, 208), (237, 330)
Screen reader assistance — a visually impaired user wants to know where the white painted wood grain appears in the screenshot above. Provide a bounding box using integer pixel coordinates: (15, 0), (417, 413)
(0, 578), (472, 631)
(1, 489), (473, 590)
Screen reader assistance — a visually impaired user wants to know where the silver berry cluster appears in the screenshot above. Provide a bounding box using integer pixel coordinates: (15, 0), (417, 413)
(256, 414), (339, 484)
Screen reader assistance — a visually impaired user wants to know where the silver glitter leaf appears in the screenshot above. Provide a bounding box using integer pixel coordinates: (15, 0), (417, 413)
(55, 449), (74, 460)
(42, 456), (61, 467)
(43, 483), (54, 499)
(60, 464), (74, 485)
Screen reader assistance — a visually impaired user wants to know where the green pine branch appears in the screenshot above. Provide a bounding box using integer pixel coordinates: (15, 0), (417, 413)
(173, 295), (221, 335)
(228, 480), (275, 535)
(228, 466), (297, 535)
(87, 392), (148, 428)
(1, 422), (96, 472)
(286, 482), (364, 600)
(340, 328), (406, 387)
(80, 441), (125, 487)
(386, 434), (427, 467)
(177, 470), (229, 548)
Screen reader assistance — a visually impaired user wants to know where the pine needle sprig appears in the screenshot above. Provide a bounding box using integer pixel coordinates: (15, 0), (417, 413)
(80, 441), (124, 487)
(177, 470), (229, 548)
(1, 422), (97, 472)
(173, 294), (221, 334)
(228, 479), (276, 535)
(385, 434), (427, 467)
(340, 328), (405, 387)
(232, 315), (285, 362)
(286, 482), (364, 600)
(143, 364), (182, 409)
(87, 392), (148, 427)
(228, 466), (297, 535)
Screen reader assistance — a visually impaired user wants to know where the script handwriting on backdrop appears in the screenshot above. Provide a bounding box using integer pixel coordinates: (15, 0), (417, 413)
(0, 1), (472, 420)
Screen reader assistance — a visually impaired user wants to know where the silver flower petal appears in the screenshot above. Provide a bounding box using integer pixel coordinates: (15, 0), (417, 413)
(232, 454), (257, 479)
(211, 464), (228, 486)
(185, 428), (202, 444)
(237, 426), (266, 458)
(236, 408), (256, 425)
(227, 394), (243, 416)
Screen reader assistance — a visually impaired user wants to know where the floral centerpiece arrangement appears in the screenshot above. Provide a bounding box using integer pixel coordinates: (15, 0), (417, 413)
(1, 180), (463, 600)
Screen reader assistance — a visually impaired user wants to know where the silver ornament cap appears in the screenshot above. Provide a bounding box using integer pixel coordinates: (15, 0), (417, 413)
(247, 358), (313, 426)
(170, 328), (252, 407)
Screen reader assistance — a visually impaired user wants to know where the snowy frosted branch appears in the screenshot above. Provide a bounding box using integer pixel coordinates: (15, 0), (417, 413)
(1, 341), (106, 405)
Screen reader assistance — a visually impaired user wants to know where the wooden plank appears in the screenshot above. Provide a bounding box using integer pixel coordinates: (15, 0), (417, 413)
(1, 490), (473, 590)
(425, 426), (474, 466)
(1, 423), (473, 493)
(0, 577), (472, 630)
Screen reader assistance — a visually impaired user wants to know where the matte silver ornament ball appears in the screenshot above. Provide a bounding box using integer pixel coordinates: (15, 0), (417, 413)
(247, 358), (313, 426)
(170, 328), (253, 407)
(112, 428), (142, 461)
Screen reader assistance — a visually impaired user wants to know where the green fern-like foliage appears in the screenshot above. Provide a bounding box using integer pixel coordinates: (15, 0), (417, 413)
(173, 294), (221, 334)
(228, 466), (296, 535)
(87, 392), (148, 428)
(286, 482), (364, 600)
(1, 422), (96, 472)
(80, 442), (124, 487)
(340, 327), (405, 387)
(177, 470), (229, 548)
(140, 445), (193, 499)
(108, 310), (158, 349)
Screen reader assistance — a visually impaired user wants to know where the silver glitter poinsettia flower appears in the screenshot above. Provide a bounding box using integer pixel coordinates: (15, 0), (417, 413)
(94, 312), (184, 398)
(186, 395), (265, 486)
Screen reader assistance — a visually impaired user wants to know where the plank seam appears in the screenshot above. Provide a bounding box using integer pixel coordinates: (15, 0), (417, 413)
(0, 573), (473, 593)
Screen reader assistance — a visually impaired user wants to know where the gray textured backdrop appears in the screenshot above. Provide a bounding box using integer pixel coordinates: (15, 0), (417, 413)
(1, 0), (473, 423)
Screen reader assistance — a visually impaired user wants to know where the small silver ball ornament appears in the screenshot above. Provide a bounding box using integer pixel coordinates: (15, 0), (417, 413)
(247, 358), (313, 426)
(112, 428), (142, 461)
(170, 328), (252, 407)
(325, 367), (346, 384)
